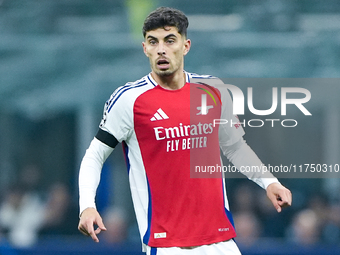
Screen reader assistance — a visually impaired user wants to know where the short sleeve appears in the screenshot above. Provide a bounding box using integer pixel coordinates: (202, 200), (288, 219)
(99, 86), (134, 143)
(218, 85), (245, 147)
(190, 76), (245, 147)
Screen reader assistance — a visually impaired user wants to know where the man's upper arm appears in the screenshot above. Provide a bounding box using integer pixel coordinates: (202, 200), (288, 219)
(98, 86), (133, 144)
(95, 128), (119, 148)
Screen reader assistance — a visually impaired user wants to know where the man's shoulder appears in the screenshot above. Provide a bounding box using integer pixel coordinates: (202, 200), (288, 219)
(186, 72), (216, 80)
(116, 74), (155, 95)
(186, 72), (225, 88)
(111, 74), (156, 98)
(105, 74), (155, 111)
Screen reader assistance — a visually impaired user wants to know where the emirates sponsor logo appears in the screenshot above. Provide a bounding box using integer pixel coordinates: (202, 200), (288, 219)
(153, 122), (214, 152)
(153, 122), (213, 140)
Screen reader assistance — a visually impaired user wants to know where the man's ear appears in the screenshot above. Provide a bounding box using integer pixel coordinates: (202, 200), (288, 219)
(183, 39), (191, 56)
(142, 41), (148, 57)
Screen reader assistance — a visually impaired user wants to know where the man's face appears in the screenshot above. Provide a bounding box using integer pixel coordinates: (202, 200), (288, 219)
(142, 26), (191, 77)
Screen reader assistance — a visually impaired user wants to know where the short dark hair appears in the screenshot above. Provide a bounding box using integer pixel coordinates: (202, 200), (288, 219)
(142, 7), (189, 38)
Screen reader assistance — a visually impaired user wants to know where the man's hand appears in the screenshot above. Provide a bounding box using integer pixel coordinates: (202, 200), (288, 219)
(266, 182), (292, 213)
(78, 207), (107, 242)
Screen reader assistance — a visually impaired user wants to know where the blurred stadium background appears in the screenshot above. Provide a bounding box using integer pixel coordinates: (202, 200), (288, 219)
(0, 0), (340, 254)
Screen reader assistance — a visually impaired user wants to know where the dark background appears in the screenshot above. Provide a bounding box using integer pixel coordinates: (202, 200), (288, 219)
(0, 0), (340, 254)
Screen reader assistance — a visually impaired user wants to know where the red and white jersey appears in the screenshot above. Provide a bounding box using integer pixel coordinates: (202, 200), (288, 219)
(97, 72), (245, 248)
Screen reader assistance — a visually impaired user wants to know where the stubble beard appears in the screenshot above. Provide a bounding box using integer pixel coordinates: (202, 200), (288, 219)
(154, 69), (174, 77)
(151, 59), (181, 77)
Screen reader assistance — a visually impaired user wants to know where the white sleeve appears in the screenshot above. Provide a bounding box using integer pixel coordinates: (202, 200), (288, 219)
(222, 138), (280, 189)
(78, 137), (114, 215)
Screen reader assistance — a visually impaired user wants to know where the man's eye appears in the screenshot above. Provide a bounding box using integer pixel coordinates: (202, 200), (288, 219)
(149, 40), (157, 45)
(167, 39), (175, 44)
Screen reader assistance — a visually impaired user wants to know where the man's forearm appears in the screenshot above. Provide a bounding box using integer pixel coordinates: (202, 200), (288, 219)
(79, 138), (114, 214)
(221, 138), (279, 189)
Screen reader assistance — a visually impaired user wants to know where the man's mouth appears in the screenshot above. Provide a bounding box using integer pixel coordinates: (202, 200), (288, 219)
(157, 59), (170, 69)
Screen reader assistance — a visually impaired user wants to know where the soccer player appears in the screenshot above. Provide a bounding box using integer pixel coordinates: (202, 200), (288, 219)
(78, 7), (292, 255)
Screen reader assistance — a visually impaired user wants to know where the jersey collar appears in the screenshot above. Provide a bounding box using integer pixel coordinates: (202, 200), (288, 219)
(147, 71), (190, 87)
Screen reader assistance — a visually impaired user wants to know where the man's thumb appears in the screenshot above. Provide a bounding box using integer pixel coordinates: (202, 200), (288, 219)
(268, 193), (281, 213)
(96, 216), (107, 231)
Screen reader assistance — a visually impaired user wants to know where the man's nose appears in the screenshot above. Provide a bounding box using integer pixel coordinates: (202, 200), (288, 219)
(157, 42), (166, 55)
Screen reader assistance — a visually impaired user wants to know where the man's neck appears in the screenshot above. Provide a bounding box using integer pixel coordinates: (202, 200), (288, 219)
(151, 71), (186, 90)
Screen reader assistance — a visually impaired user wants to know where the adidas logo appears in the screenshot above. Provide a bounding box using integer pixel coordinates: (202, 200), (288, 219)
(154, 232), (167, 239)
(150, 108), (169, 121)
